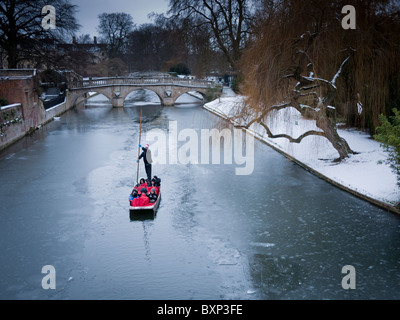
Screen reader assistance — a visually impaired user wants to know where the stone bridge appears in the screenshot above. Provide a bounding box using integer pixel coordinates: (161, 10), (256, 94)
(67, 77), (222, 107)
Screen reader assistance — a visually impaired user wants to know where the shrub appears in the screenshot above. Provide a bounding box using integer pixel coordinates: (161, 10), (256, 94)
(231, 75), (242, 93)
(374, 108), (400, 187)
(0, 97), (9, 107)
(205, 87), (222, 102)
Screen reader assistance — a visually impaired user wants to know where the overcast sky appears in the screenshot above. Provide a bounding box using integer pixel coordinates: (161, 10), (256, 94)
(70, 0), (170, 38)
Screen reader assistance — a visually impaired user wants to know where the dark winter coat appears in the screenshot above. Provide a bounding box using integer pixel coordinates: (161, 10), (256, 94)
(139, 148), (152, 165)
(152, 177), (161, 187)
(148, 192), (158, 203)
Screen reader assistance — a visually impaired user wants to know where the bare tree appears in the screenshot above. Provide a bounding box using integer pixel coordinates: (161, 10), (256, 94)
(0, 0), (79, 68)
(97, 12), (135, 58)
(126, 23), (171, 72)
(76, 34), (92, 44)
(126, 15), (226, 76)
(167, 0), (257, 71)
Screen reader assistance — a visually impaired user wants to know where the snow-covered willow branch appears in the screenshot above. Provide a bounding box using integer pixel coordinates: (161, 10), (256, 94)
(258, 121), (326, 143)
(244, 102), (292, 129)
(332, 56), (350, 86)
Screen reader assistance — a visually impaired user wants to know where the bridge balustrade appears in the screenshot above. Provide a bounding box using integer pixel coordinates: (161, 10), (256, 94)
(69, 77), (217, 90)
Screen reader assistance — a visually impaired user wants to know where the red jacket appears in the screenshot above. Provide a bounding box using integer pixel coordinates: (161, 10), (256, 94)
(133, 194), (150, 207)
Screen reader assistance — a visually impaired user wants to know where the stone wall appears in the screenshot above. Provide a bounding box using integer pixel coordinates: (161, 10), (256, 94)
(0, 104), (25, 149)
(0, 76), (40, 131)
(0, 70), (72, 151)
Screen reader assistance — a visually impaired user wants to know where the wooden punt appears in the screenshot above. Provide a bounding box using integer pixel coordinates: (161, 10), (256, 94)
(129, 191), (161, 216)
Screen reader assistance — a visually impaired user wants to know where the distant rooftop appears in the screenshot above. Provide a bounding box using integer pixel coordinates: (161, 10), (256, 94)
(0, 69), (37, 79)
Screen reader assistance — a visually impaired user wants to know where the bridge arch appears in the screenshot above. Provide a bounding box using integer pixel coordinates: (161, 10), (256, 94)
(69, 90), (113, 108)
(175, 89), (206, 104)
(124, 88), (163, 105)
(69, 92), (87, 107)
(85, 91), (113, 105)
(86, 89), (113, 103)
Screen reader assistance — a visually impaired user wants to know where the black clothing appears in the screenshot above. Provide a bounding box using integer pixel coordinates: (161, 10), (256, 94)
(148, 193), (158, 203)
(139, 147), (152, 181)
(145, 164), (152, 181)
(152, 177), (161, 187)
(139, 147), (150, 165)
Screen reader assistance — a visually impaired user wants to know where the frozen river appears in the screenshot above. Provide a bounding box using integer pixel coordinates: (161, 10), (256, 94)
(0, 91), (399, 300)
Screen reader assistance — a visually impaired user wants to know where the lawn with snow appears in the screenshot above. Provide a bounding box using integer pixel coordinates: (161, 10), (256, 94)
(204, 89), (400, 208)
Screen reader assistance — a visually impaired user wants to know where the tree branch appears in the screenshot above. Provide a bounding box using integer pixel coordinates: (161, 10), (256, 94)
(259, 121), (326, 143)
(244, 102), (292, 129)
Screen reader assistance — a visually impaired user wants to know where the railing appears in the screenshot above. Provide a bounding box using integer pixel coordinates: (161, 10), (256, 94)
(1, 103), (22, 111)
(0, 69), (37, 78)
(68, 77), (219, 90)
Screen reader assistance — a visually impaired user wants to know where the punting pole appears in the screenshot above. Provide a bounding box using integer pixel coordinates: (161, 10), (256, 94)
(136, 109), (142, 184)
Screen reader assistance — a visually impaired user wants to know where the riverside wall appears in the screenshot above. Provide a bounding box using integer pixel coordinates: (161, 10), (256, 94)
(0, 70), (74, 151)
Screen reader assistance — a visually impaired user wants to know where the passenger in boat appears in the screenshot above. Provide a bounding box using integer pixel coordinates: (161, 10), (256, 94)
(133, 188), (150, 207)
(134, 179), (142, 189)
(129, 189), (139, 205)
(148, 180), (160, 195)
(148, 188), (158, 204)
(152, 176), (161, 187)
(135, 178), (147, 191)
(129, 189), (139, 201)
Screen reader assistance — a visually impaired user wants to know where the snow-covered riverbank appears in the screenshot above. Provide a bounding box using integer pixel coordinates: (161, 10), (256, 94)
(204, 88), (400, 212)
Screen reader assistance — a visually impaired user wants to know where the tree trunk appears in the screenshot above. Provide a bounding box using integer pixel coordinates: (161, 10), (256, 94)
(7, 44), (18, 69)
(6, 7), (18, 69)
(315, 109), (354, 160)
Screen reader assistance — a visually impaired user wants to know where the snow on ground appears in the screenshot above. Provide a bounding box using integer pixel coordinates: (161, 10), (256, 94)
(204, 88), (400, 208)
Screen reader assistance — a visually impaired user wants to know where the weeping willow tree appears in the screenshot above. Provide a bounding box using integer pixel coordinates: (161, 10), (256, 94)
(237, 0), (400, 160)
(335, 0), (400, 134)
